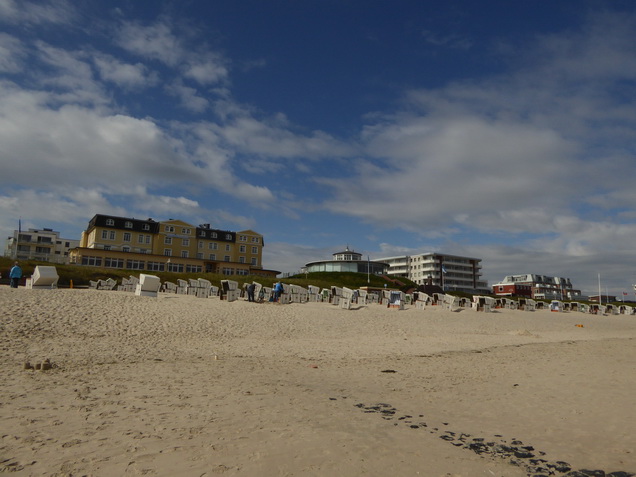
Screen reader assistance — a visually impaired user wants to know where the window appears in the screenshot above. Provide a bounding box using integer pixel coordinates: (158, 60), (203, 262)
(211, 232), (217, 238)
(139, 249), (149, 254)
(251, 258), (257, 266)
(102, 230), (108, 239)
(181, 250), (189, 258)
(181, 228), (190, 234)
(209, 242), (218, 250)
(165, 225), (174, 233)
(103, 245), (111, 251)
(225, 244), (231, 251)
(224, 255), (231, 262)
(147, 262), (165, 272)
(209, 254), (216, 260)
(199, 230), (206, 237)
(225, 234), (232, 240)
(125, 221), (133, 228)
(240, 235), (247, 242)
(198, 241), (203, 249)
(164, 236), (172, 245)
(239, 245), (246, 253)
(109, 231), (116, 240)
(138, 234), (144, 243)
(81, 256), (102, 266)
(222, 267), (234, 275)
(164, 249), (172, 256)
(251, 246), (258, 254)
(237, 269), (248, 276)
(123, 232), (131, 242)
(106, 219), (114, 226)
(167, 262), (183, 273)
(251, 237), (260, 243)
(122, 246), (130, 253)
(197, 253), (203, 259)
(126, 260), (145, 270)
(186, 264), (202, 273)
(105, 258), (124, 268)
(182, 238), (189, 246)
(239, 256), (245, 263)
(143, 224), (150, 231)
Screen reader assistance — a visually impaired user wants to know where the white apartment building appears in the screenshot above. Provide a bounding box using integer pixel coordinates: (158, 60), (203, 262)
(4, 228), (79, 264)
(377, 252), (489, 293)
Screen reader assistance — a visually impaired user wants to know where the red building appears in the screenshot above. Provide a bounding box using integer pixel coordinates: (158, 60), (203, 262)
(492, 274), (581, 300)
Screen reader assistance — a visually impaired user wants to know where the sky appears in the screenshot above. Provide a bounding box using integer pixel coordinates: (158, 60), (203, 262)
(1, 0), (636, 296)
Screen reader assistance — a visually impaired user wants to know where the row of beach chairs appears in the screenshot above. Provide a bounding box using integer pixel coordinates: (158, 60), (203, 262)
(79, 271), (636, 315)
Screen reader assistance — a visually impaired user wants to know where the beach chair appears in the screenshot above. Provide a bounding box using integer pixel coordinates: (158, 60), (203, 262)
(89, 280), (99, 289)
(278, 283), (291, 304)
(221, 279), (239, 302)
(209, 285), (220, 298)
(340, 287), (353, 310)
(187, 279), (199, 296)
(432, 293), (444, 306)
(550, 300), (563, 312)
(135, 274), (161, 297)
(308, 285), (321, 302)
(443, 294), (460, 311)
(330, 286), (343, 306)
(99, 278), (116, 290)
(472, 296), (494, 312)
(197, 279), (212, 298)
(163, 281), (178, 293)
(176, 279), (188, 294)
(388, 291), (404, 310)
(25, 266), (59, 289)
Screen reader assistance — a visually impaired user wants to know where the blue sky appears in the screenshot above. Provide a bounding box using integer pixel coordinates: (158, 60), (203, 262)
(2, 0), (636, 295)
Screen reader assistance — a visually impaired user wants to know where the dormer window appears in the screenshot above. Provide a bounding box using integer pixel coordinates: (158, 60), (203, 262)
(106, 219), (115, 226)
(125, 221), (133, 228)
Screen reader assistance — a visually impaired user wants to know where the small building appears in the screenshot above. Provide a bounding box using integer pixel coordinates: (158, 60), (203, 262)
(492, 274), (582, 300)
(4, 227), (79, 264)
(304, 246), (388, 275)
(588, 294), (617, 304)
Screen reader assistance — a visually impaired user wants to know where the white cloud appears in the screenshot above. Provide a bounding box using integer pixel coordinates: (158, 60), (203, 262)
(0, 33), (26, 73)
(93, 53), (158, 89)
(183, 58), (228, 85)
(166, 80), (210, 113)
(116, 20), (184, 67)
(0, 0), (76, 26)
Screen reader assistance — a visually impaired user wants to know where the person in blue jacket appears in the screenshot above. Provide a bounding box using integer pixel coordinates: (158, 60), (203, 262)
(274, 282), (284, 302)
(10, 262), (22, 288)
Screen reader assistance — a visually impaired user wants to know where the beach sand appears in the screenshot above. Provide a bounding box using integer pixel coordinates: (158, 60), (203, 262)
(1, 287), (635, 476)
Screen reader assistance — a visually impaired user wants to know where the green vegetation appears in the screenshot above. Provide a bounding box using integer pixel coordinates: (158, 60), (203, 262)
(2, 257), (630, 306)
(0, 257), (416, 292)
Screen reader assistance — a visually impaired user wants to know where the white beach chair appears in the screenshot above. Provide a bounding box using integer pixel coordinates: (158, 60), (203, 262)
(443, 294), (460, 311)
(177, 279), (188, 294)
(26, 266), (59, 289)
(135, 274), (161, 297)
(197, 279), (212, 298)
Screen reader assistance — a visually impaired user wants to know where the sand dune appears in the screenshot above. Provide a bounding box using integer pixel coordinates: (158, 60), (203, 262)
(1, 287), (635, 476)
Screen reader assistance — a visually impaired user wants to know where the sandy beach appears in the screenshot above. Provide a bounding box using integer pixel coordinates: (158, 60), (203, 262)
(1, 287), (635, 476)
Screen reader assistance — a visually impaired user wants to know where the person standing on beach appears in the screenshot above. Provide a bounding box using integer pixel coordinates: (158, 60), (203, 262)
(247, 283), (256, 302)
(274, 282), (284, 302)
(9, 262), (22, 288)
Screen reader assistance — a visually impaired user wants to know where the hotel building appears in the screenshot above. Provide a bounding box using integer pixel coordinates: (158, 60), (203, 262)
(376, 252), (489, 294)
(69, 214), (276, 277)
(492, 274), (582, 301)
(4, 228), (79, 264)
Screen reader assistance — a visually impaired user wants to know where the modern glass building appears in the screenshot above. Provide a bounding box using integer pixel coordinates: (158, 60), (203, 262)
(304, 246), (388, 275)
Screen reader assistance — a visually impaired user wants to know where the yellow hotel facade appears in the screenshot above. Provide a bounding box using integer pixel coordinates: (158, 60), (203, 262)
(69, 214), (277, 277)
